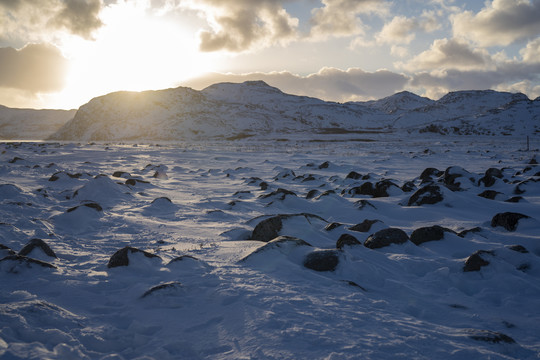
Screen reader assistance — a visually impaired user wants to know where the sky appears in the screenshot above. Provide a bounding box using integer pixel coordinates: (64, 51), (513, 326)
(0, 0), (540, 109)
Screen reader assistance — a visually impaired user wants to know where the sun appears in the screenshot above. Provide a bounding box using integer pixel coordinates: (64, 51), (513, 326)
(55, 1), (215, 109)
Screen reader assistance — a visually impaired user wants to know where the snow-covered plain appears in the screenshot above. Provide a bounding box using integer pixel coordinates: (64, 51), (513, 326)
(1, 136), (539, 359)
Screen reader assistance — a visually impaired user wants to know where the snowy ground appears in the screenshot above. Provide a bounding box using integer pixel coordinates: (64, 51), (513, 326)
(0, 136), (539, 359)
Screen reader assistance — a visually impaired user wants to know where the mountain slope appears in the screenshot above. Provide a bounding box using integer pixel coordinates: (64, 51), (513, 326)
(49, 82), (540, 141)
(0, 106), (76, 140)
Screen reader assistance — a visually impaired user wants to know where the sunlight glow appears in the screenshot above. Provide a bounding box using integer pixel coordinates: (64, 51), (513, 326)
(55, 1), (215, 109)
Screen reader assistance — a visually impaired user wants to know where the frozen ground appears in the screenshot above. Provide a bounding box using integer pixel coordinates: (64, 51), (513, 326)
(0, 136), (539, 359)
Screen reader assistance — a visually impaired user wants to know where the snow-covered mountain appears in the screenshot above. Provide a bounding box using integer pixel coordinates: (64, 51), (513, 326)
(0, 105), (75, 140)
(42, 81), (540, 141)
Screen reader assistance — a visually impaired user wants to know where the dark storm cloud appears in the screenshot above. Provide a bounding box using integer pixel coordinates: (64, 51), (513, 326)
(50, 0), (103, 39)
(0, 43), (68, 92)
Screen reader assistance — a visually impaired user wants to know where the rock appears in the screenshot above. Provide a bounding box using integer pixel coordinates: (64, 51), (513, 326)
(463, 250), (493, 272)
(325, 222), (342, 231)
(336, 234), (361, 249)
(306, 189), (319, 199)
(0, 255), (57, 272)
(0, 244), (15, 256)
(260, 188), (297, 200)
(260, 182), (268, 190)
(349, 182), (374, 196)
(251, 216), (283, 242)
(107, 246), (162, 268)
(125, 178), (150, 186)
(507, 245), (529, 253)
(401, 181), (416, 192)
(478, 168), (503, 187)
(48, 171), (84, 182)
(373, 180), (400, 198)
(303, 250), (341, 272)
(318, 161), (330, 169)
(505, 196), (524, 203)
(349, 219), (381, 233)
(346, 171), (362, 180)
(468, 329), (515, 344)
(141, 281), (183, 298)
(410, 225), (456, 245)
(477, 190), (502, 200)
(443, 166), (471, 190)
(240, 236), (312, 262)
(151, 197), (172, 204)
(167, 255), (199, 264)
(112, 171), (131, 178)
(364, 228), (409, 249)
(407, 185), (444, 206)
(419, 167), (443, 183)
(354, 200), (377, 209)
(485, 167), (504, 178)
(458, 227), (482, 237)
(490, 212), (530, 231)
(67, 202), (103, 213)
(18, 239), (57, 258)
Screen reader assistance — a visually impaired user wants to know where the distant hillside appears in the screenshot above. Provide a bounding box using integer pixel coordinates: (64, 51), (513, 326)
(18, 81), (540, 141)
(0, 106), (76, 140)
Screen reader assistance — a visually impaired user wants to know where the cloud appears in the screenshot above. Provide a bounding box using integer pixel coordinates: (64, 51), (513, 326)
(452, 0), (540, 46)
(182, 67), (409, 102)
(402, 38), (494, 72)
(376, 11), (440, 44)
(520, 37), (540, 63)
(0, 43), (68, 93)
(310, 0), (388, 39)
(180, 0), (298, 52)
(0, 0), (103, 41)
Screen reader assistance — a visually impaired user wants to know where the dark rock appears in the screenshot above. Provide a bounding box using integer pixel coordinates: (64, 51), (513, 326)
(373, 180), (399, 198)
(67, 202), (103, 213)
(251, 216), (283, 242)
(490, 212), (530, 231)
(410, 225), (456, 245)
(303, 250), (341, 272)
(168, 255), (199, 264)
(468, 329), (515, 344)
(505, 196), (523, 203)
(355, 200), (377, 209)
(419, 167), (443, 182)
(8, 157), (24, 163)
(485, 168), (504, 178)
(342, 280), (367, 291)
(364, 228), (409, 249)
(346, 171), (362, 180)
(306, 189), (319, 199)
(18, 239), (57, 258)
(349, 182), (374, 196)
(302, 175), (316, 182)
(318, 161), (330, 169)
(325, 222), (342, 231)
(151, 197), (172, 204)
(240, 236), (312, 262)
(0, 244), (15, 256)
(125, 178), (150, 186)
(48, 171), (83, 182)
(260, 182), (268, 190)
(477, 190), (502, 200)
(349, 219), (381, 233)
(463, 250), (493, 272)
(478, 175), (496, 187)
(508, 244), (529, 253)
(528, 157), (538, 165)
(107, 246), (162, 268)
(112, 171), (131, 178)
(407, 185), (444, 206)
(0, 255), (57, 271)
(458, 227), (482, 237)
(260, 188), (297, 200)
(336, 234), (361, 249)
(401, 181), (416, 192)
(141, 281), (183, 298)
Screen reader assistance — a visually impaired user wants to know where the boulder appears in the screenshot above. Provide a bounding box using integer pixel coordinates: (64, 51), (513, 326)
(349, 219), (382, 233)
(251, 216), (283, 242)
(67, 202), (103, 213)
(477, 190), (502, 200)
(349, 182), (374, 196)
(507, 244), (529, 253)
(260, 188), (297, 200)
(468, 329), (515, 344)
(18, 239), (57, 258)
(336, 234), (361, 249)
(0, 255), (57, 272)
(419, 167), (443, 183)
(407, 185), (444, 206)
(490, 212), (530, 231)
(141, 281), (183, 298)
(410, 225), (456, 245)
(463, 250), (493, 272)
(325, 222), (342, 231)
(346, 171), (362, 180)
(107, 246), (162, 268)
(303, 250), (341, 272)
(364, 228), (409, 249)
(373, 180), (400, 198)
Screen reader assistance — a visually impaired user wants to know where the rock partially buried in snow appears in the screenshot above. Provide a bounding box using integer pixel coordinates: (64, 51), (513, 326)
(407, 185), (444, 206)
(490, 212), (530, 231)
(107, 246), (162, 268)
(336, 234), (361, 249)
(303, 250), (341, 272)
(240, 236), (312, 262)
(0, 255), (57, 273)
(250, 213), (327, 242)
(141, 281), (183, 298)
(18, 239), (57, 258)
(410, 225), (456, 246)
(467, 329), (515, 344)
(349, 219), (382, 233)
(364, 228), (409, 249)
(463, 250), (493, 272)
(66, 202), (103, 213)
